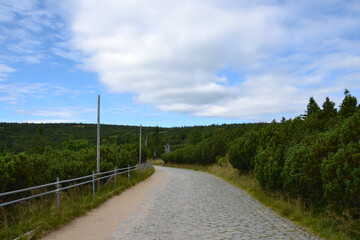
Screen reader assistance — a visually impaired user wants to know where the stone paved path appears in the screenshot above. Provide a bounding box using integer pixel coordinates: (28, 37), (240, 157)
(108, 166), (321, 240)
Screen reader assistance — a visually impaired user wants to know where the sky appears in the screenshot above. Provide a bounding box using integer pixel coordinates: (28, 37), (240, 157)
(0, 0), (360, 127)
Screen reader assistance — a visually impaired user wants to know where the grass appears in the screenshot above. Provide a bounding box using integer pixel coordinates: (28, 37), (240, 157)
(0, 167), (154, 240)
(156, 158), (360, 240)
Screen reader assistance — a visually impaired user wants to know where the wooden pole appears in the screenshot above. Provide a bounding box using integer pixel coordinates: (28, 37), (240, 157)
(139, 125), (142, 164)
(97, 95), (100, 174)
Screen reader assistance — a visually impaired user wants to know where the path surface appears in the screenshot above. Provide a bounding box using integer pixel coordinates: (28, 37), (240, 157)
(41, 169), (165, 240)
(109, 166), (321, 240)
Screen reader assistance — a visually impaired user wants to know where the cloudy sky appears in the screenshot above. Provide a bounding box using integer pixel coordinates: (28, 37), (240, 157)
(0, 0), (359, 127)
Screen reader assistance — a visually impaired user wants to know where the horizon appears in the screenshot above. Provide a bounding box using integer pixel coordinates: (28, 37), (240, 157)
(0, 119), (254, 128)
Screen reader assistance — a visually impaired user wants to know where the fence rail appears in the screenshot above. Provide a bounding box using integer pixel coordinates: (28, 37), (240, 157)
(0, 161), (153, 211)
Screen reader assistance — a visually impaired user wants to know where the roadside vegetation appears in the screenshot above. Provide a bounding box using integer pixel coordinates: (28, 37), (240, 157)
(0, 136), (149, 193)
(160, 159), (358, 240)
(162, 89), (360, 239)
(0, 168), (153, 240)
(0, 132), (154, 240)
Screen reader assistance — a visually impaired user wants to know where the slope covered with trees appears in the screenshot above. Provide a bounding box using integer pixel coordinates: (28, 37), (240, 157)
(0, 123), (191, 155)
(0, 122), (237, 192)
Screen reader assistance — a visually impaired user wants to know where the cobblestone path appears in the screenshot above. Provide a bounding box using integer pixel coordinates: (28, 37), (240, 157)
(108, 166), (321, 240)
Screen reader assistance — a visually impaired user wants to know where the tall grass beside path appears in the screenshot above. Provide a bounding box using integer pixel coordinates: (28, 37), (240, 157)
(0, 167), (154, 240)
(157, 160), (359, 240)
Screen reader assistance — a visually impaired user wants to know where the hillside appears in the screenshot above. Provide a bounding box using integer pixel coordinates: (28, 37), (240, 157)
(0, 122), (251, 154)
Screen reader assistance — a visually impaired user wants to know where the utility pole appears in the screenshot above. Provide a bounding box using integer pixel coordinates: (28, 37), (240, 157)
(139, 125), (142, 164)
(97, 95), (100, 175)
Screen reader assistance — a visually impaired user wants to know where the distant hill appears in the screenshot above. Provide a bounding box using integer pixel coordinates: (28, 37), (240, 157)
(0, 122), (231, 154)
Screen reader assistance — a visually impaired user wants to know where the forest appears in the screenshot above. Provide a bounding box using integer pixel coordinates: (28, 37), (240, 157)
(0, 119), (237, 193)
(0, 122), (190, 192)
(163, 89), (360, 216)
(0, 123), (192, 154)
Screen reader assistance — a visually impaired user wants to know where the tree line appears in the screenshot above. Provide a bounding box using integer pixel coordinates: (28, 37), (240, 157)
(0, 123), (187, 154)
(0, 122), (208, 193)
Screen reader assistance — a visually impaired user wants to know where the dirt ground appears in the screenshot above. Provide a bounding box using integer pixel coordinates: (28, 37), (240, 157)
(41, 169), (165, 240)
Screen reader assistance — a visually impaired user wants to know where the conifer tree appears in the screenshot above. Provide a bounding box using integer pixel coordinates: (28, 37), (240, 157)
(281, 117), (286, 123)
(306, 96), (321, 117)
(339, 89), (357, 118)
(322, 97), (337, 119)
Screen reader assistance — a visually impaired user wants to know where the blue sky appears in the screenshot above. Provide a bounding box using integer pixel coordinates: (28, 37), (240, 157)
(0, 0), (360, 127)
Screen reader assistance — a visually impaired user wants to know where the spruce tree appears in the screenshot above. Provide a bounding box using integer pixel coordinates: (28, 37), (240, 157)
(339, 89), (357, 118)
(306, 96), (321, 117)
(322, 97), (337, 119)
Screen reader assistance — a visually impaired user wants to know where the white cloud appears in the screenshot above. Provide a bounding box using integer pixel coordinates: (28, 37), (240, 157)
(25, 119), (76, 123)
(0, 63), (15, 81)
(0, 83), (48, 104)
(0, 82), (92, 104)
(57, 0), (360, 120)
(0, 0), (64, 66)
(14, 106), (96, 123)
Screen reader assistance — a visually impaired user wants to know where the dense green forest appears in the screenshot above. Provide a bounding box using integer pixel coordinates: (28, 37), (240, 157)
(163, 89), (360, 216)
(0, 123), (192, 154)
(0, 122), (186, 192)
(0, 120), (245, 193)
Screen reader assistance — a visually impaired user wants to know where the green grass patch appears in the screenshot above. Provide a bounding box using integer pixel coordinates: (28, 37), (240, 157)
(0, 167), (154, 240)
(149, 158), (165, 166)
(162, 159), (359, 240)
